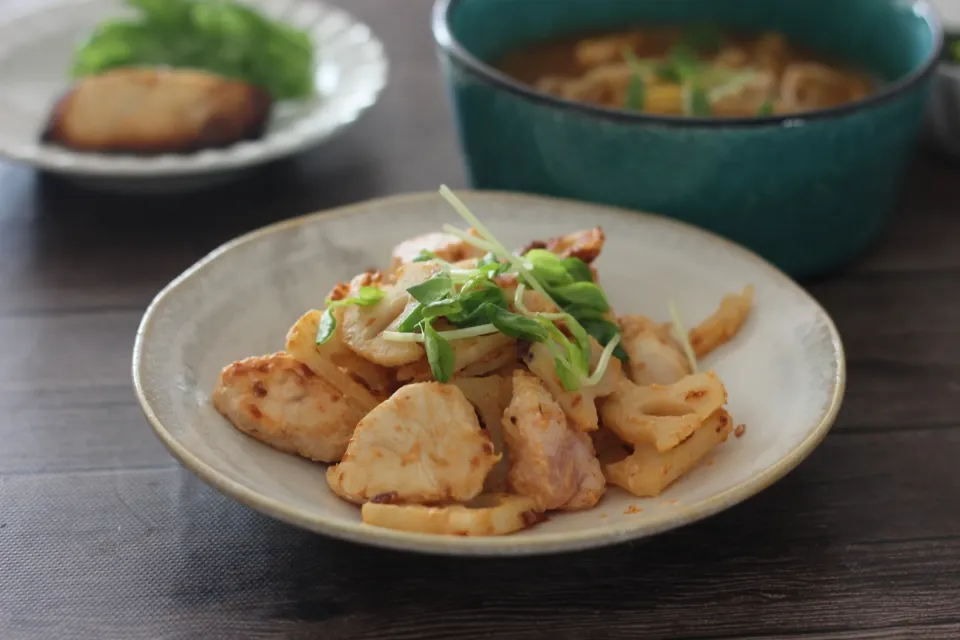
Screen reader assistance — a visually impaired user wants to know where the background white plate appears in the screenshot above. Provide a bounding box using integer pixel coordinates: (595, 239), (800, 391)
(133, 191), (845, 556)
(0, 0), (387, 192)
(930, 0), (960, 28)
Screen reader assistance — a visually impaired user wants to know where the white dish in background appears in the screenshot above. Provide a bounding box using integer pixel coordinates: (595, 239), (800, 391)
(0, 0), (387, 193)
(928, 64), (960, 158)
(929, 0), (960, 28)
(132, 190), (846, 556)
(926, 0), (960, 157)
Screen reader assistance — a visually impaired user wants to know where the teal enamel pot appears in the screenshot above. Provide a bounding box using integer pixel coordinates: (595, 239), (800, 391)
(432, 0), (942, 277)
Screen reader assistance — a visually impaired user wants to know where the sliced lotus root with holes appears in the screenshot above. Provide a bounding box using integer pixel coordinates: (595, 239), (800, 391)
(286, 309), (382, 414)
(599, 372), (727, 452)
(396, 334), (515, 383)
(689, 285), (754, 358)
(603, 409), (733, 498)
(524, 338), (622, 432)
(361, 493), (543, 536)
(339, 262), (439, 367)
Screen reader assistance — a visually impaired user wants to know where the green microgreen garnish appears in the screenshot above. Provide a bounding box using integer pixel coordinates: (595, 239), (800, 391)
(72, 0), (315, 100)
(941, 35), (960, 63)
(621, 48), (649, 111)
(412, 249), (438, 263)
(524, 249), (572, 286)
(580, 317), (629, 362)
(422, 319), (456, 383)
(636, 42), (710, 117)
(757, 98), (774, 116)
(407, 276), (455, 305)
(666, 43), (703, 83)
(619, 33), (771, 119)
(485, 304), (549, 341)
(315, 286), (385, 345)
(378, 185), (623, 390)
(668, 299), (698, 373)
(395, 303), (425, 333)
(550, 282), (611, 312)
(625, 75), (645, 111)
(563, 257), (594, 283)
(684, 82), (712, 117)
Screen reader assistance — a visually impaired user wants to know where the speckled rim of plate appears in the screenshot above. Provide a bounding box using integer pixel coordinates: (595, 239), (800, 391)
(131, 191), (846, 556)
(0, 0), (388, 177)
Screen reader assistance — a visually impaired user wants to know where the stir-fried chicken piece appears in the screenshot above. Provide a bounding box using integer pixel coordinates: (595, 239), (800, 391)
(390, 232), (485, 269)
(618, 314), (691, 385)
(519, 227), (606, 264)
(501, 371), (605, 510)
(327, 382), (499, 504)
(524, 338), (622, 431)
(340, 262), (438, 367)
(212, 352), (364, 463)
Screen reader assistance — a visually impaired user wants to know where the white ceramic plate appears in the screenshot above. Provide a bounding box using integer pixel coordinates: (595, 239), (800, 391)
(0, 0), (387, 193)
(133, 191), (845, 556)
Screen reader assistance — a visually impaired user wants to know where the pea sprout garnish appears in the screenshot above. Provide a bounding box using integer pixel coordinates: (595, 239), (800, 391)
(668, 299), (698, 373)
(376, 185), (623, 387)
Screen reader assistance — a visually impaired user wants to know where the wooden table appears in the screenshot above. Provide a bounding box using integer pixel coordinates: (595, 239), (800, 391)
(3, 1), (960, 638)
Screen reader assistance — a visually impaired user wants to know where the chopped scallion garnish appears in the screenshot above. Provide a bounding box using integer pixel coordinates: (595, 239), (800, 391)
(622, 47), (650, 111)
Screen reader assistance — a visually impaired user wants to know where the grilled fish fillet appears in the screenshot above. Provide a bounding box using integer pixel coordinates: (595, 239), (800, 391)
(43, 67), (272, 153)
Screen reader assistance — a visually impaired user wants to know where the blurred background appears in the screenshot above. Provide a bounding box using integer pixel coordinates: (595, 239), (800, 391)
(4, 0), (960, 638)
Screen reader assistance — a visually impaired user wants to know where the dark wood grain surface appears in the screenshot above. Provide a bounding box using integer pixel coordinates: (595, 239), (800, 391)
(3, 1), (960, 638)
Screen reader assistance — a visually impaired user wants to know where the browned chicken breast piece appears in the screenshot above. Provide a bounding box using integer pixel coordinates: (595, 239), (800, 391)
(501, 371), (605, 511)
(211, 352), (365, 463)
(618, 314), (691, 385)
(519, 227), (606, 264)
(42, 67), (272, 153)
(390, 232), (486, 269)
(327, 382), (500, 505)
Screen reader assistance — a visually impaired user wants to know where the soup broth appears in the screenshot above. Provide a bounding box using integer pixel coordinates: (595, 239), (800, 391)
(497, 25), (877, 118)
